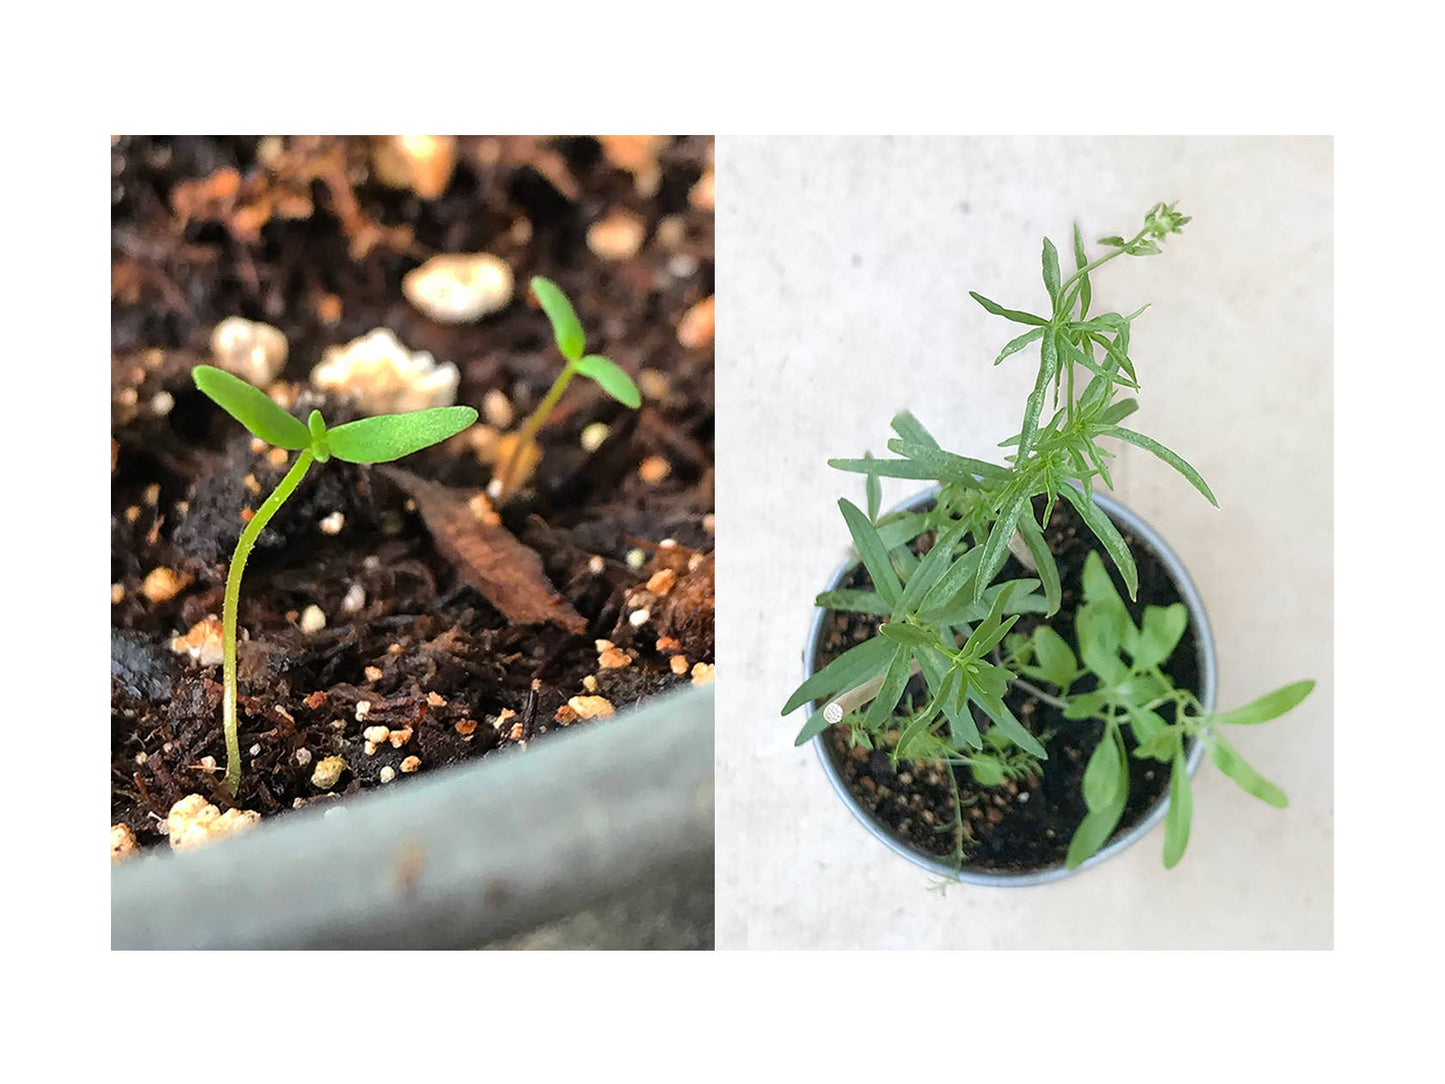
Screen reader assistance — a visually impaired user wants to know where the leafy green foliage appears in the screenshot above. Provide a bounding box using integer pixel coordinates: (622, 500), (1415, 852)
(780, 203), (1314, 875)
(530, 275), (586, 361)
(191, 364), (478, 793)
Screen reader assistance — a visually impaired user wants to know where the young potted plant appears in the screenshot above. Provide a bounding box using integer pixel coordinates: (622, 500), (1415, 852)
(781, 203), (1314, 883)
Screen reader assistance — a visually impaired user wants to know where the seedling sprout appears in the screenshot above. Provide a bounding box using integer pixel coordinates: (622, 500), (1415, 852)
(495, 276), (640, 498)
(192, 364), (477, 794)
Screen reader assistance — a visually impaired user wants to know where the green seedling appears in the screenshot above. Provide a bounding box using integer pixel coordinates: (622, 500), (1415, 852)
(495, 276), (641, 498)
(782, 203), (1315, 873)
(192, 364), (477, 794)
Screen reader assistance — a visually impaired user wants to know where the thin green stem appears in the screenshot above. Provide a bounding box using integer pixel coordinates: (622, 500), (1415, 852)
(221, 449), (315, 795)
(498, 363), (577, 496)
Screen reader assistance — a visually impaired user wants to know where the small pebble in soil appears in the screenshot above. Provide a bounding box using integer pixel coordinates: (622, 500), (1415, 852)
(355, 700), (372, 721)
(111, 824), (138, 864)
(677, 296), (716, 350)
(587, 554), (605, 575)
(210, 316), (289, 385)
(150, 391), (175, 416)
(598, 647), (631, 669)
(586, 209), (647, 262)
(311, 328), (459, 414)
(580, 422), (610, 452)
(569, 695), (616, 720)
(379, 766), (396, 783)
(370, 135), (456, 199)
(341, 582), (366, 615)
(626, 548), (647, 571)
(670, 654), (689, 675)
(628, 608), (651, 628)
(646, 568), (677, 595)
(299, 604), (326, 633)
(166, 795), (260, 852)
(295, 748), (312, 768)
(638, 455), (671, 484)
(364, 665), (384, 682)
(111, 583), (125, 605)
(388, 727), (413, 748)
(402, 252), (514, 324)
(655, 215), (687, 249)
(310, 756), (346, 789)
(454, 720), (477, 737)
(690, 169), (715, 211)
(319, 511), (345, 535)
(426, 691), (447, 707)
(363, 725), (390, 752)
(171, 616), (224, 666)
(141, 567), (189, 604)
(691, 662), (716, 686)
(482, 388), (515, 428)
(400, 756), (421, 773)
(638, 368), (671, 401)
(142, 483), (160, 506)
(582, 674), (599, 692)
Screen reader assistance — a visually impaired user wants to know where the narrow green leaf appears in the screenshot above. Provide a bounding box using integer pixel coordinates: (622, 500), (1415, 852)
(1016, 513), (1061, 616)
(969, 291), (1049, 326)
(918, 545), (984, 618)
(839, 498), (903, 609)
(886, 439), (1010, 483)
(864, 452), (881, 522)
(325, 406), (479, 463)
(973, 491), (1029, 601)
(813, 589), (891, 615)
(1072, 222), (1091, 317)
(1162, 746), (1194, 867)
(828, 457), (941, 481)
(1041, 237), (1062, 308)
(792, 710), (833, 746)
(1097, 398), (1139, 426)
(1100, 426), (1218, 507)
(917, 650), (979, 749)
(994, 326), (1045, 366)
(1058, 486), (1138, 600)
(193, 365), (311, 450)
(971, 690), (1046, 758)
(1208, 734), (1288, 807)
(781, 634), (894, 716)
(889, 410), (940, 448)
(863, 643), (915, 730)
(1211, 680), (1316, 726)
(573, 354), (640, 408)
(530, 276), (586, 361)
(876, 512), (930, 551)
(880, 622), (936, 647)
(1016, 329), (1060, 463)
(899, 520), (968, 612)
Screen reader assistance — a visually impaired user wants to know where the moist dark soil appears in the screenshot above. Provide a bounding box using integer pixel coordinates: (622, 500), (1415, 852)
(815, 494), (1201, 874)
(111, 136), (714, 848)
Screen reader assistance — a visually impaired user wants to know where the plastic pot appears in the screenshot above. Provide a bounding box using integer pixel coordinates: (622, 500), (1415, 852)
(802, 487), (1214, 885)
(112, 684), (713, 948)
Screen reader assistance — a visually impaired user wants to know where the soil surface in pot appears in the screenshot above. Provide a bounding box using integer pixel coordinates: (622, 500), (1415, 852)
(111, 136), (714, 850)
(815, 496), (1201, 873)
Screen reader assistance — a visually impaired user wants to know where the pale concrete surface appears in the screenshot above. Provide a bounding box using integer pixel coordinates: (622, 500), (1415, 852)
(714, 136), (1332, 949)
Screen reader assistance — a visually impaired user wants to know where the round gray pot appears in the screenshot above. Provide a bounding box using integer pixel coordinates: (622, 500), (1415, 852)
(803, 487), (1215, 885)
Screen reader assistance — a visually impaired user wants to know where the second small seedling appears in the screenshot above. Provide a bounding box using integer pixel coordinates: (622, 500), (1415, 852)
(495, 276), (640, 498)
(192, 364), (477, 794)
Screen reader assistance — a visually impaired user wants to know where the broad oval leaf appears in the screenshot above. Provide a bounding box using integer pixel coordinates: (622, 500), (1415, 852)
(1132, 604), (1188, 672)
(325, 406), (479, 463)
(1031, 625), (1077, 688)
(574, 354), (641, 408)
(1065, 727), (1128, 868)
(1082, 723), (1122, 810)
(193, 365), (311, 450)
(1211, 680), (1315, 726)
(530, 276), (586, 361)
(1162, 745), (1193, 868)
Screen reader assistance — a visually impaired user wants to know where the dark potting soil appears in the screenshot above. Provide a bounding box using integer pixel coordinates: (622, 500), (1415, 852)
(111, 136), (714, 848)
(815, 495), (1201, 873)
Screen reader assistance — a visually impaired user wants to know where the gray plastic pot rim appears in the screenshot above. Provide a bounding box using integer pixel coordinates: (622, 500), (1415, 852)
(112, 682), (714, 949)
(802, 484), (1216, 887)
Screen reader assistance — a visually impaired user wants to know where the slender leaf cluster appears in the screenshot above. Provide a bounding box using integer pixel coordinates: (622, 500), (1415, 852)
(782, 204), (1315, 871)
